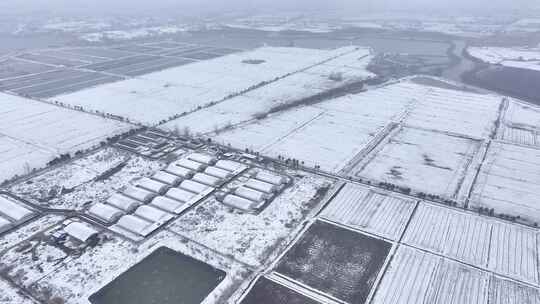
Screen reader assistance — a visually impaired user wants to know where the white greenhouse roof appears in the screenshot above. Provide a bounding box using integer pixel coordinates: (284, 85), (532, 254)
(0, 196), (34, 222)
(64, 222), (98, 243)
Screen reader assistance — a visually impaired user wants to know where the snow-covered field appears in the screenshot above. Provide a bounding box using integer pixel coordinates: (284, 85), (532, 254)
(0, 93), (132, 183)
(469, 142), (540, 224)
(468, 47), (540, 71)
(50, 47), (360, 125)
(403, 203), (539, 285)
(498, 100), (540, 147)
(320, 183), (417, 240)
(354, 127), (482, 199)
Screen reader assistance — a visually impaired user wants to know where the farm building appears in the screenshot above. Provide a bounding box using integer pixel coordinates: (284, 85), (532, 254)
(64, 222), (99, 243)
(179, 180), (211, 194)
(151, 171), (183, 186)
(222, 194), (260, 212)
(255, 171), (289, 185)
(191, 173), (222, 187)
(204, 167), (233, 179)
(0, 216), (13, 234)
(133, 205), (172, 223)
(150, 196), (184, 213)
(234, 186), (268, 202)
(173, 159), (207, 172)
(115, 215), (153, 236)
(215, 160), (246, 172)
(106, 193), (141, 212)
(0, 196), (34, 223)
(122, 186), (156, 203)
(87, 203), (123, 224)
(187, 153), (217, 165)
(245, 179), (277, 194)
(136, 177), (170, 194)
(165, 188), (196, 203)
(165, 164), (194, 179)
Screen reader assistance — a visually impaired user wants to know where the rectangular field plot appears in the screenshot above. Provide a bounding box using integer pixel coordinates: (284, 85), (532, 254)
(489, 276), (540, 304)
(180, 52), (224, 60)
(503, 100), (540, 130)
(61, 47), (135, 59)
(0, 92), (132, 183)
(89, 247), (225, 304)
(17, 52), (87, 67)
(81, 55), (162, 72)
(500, 126), (539, 147)
(354, 127), (482, 199)
(469, 142), (540, 223)
(0, 58), (54, 80)
(403, 83), (502, 139)
(275, 221), (391, 304)
(403, 203), (540, 285)
(321, 183), (417, 240)
(372, 246), (489, 304)
(240, 277), (321, 304)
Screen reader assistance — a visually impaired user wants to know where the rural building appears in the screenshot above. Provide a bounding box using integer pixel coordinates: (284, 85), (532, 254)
(64, 222), (99, 244)
(134, 205), (172, 223)
(179, 180), (211, 194)
(187, 153), (217, 165)
(136, 177), (170, 194)
(191, 173), (222, 187)
(151, 171), (183, 186)
(174, 159), (207, 172)
(165, 164), (194, 178)
(255, 171), (289, 185)
(234, 186), (268, 202)
(0, 216), (13, 234)
(0, 196), (34, 223)
(204, 167), (232, 179)
(150, 196), (184, 213)
(245, 179), (277, 194)
(122, 186), (156, 203)
(165, 188), (196, 203)
(87, 203), (123, 224)
(222, 194), (259, 212)
(215, 160), (245, 172)
(106, 193), (142, 212)
(115, 215), (153, 236)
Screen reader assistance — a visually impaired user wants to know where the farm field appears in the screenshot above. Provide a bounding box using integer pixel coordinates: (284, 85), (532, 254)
(275, 220), (391, 304)
(320, 183), (417, 240)
(468, 46), (540, 72)
(0, 92), (132, 184)
(51, 46), (359, 125)
(353, 127), (482, 199)
(240, 277), (321, 304)
(498, 100), (540, 147)
(469, 141), (540, 224)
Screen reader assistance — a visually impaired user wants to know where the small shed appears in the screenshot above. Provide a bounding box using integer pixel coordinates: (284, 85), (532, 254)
(174, 159), (207, 172)
(204, 167), (233, 179)
(87, 203), (123, 224)
(64, 222), (99, 243)
(0, 216), (13, 234)
(234, 186), (268, 203)
(245, 179), (277, 194)
(165, 188), (196, 203)
(136, 177), (170, 194)
(122, 186), (156, 203)
(115, 215), (153, 236)
(179, 180), (210, 194)
(150, 196), (184, 213)
(215, 160), (245, 172)
(191, 173), (221, 187)
(152, 171), (182, 186)
(134, 205), (171, 223)
(222, 195), (258, 212)
(106, 193), (141, 212)
(187, 153), (217, 165)
(0, 196), (34, 223)
(165, 164), (194, 179)
(255, 171), (288, 185)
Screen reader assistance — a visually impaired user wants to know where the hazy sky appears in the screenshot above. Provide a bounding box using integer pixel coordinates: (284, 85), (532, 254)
(1, 0), (538, 15)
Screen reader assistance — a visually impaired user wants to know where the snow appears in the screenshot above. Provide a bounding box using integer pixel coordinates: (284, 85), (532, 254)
(0, 277), (33, 304)
(0, 216), (13, 233)
(0, 92), (132, 183)
(80, 26), (188, 42)
(222, 194), (259, 212)
(133, 205), (173, 223)
(489, 276), (540, 304)
(63, 221), (98, 243)
(107, 193), (142, 211)
(355, 127), (482, 199)
(121, 186), (156, 203)
(187, 153), (217, 165)
(149, 196), (184, 213)
(135, 177), (169, 194)
(244, 179), (277, 194)
(165, 164), (194, 178)
(114, 214), (153, 236)
(234, 186), (268, 203)
(0, 195), (34, 223)
(0, 214), (64, 252)
(255, 171), (288, 185)
(321, 183), (417, 240)
(192, 173), (222, 187)
(87, 203), (123, 224)
(151, 170), (182, 186)
(174, 158), (207, 171)
(468, 47), (540, 71)
(165, 188), (196, 203)
(204, 167), (233, 179)
(214, 160), (246, 173)
(50, 47), (358, 125)
(469, 142), (540, 223)
(372, 246), (489, 304)
(179, 180), (211, 194)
